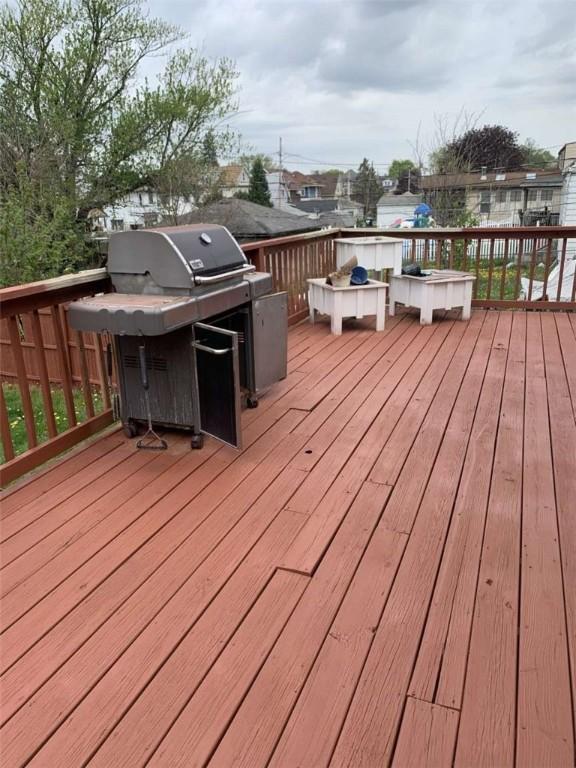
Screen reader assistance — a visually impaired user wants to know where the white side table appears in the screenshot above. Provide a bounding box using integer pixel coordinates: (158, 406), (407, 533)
(334, 237), (403, 280)
(389, 270), (475, 325)
(307, 278), (388, 335)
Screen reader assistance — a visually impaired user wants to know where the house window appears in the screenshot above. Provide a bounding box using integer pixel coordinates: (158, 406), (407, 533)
(480, 191), (491, 213)
(541, 189), (553, 202)
(510, 189), (522, 202)
(111, 219), (124, 231)
(527, 189), (538, 202)
(496, 190), (507, 204)
(138, 193), (143, 206)
(148, 191), (154, 203)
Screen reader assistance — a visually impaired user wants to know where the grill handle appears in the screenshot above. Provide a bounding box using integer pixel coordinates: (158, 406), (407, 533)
(194, 264), (255, 285)
(192, 341), (230, 356)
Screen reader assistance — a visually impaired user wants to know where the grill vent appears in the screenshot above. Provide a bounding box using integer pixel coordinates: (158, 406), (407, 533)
(123, 354), (168, 372)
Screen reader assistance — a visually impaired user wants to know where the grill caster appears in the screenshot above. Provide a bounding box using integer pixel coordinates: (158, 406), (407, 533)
(123, 420), (139, 439)
(191, 433), (204, 450)
(246, 396), (259, 409)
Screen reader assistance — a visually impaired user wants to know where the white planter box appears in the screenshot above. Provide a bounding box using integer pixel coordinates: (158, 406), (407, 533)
(389, 271), (475, 325)
(307, 278), (387, 335)
(334, 237), (403, 276)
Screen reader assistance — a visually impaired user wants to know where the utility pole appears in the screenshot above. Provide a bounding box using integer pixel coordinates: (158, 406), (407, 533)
(278, 136), (283, 209)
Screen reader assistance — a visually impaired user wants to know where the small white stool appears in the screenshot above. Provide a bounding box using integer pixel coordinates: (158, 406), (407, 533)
(307, 278), (388, 335)
(389, 270), (475, 325)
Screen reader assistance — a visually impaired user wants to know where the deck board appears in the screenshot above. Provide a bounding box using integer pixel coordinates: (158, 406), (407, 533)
(1, 310), (574, 768)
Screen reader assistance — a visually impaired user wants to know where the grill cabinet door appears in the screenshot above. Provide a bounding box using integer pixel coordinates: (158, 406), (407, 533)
(251, 292), (288, 394)
(193, 322), (242, 449)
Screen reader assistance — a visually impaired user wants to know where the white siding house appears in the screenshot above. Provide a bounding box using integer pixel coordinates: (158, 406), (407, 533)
(93, 190), (195, 232)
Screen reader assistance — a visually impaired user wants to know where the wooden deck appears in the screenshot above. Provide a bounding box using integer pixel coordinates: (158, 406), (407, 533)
(1, 309), (575, 768)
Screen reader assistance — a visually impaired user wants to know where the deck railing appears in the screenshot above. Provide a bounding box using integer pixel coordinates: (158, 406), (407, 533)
(0, 270), (113, 485)
(1, 225), (575, 484)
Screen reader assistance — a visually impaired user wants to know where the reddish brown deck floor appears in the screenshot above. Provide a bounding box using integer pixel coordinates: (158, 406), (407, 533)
(1, 309), (575, 768)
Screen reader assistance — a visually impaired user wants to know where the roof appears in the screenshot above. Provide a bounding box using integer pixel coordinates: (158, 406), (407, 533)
(292, 198), (339, 213)
(420, 168), (562, 191)
(377, 192), (423, 206)
(220, 165), (246, 186)
(174, 198), (320, 240)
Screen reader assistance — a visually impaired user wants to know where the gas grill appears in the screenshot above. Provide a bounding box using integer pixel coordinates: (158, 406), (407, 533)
(68, 225), (287, 449)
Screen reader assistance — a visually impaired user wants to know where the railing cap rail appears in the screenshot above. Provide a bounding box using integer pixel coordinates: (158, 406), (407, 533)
(0, 269), (109, 318)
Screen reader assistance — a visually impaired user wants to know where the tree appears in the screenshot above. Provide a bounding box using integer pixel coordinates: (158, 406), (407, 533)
(438, 125), (526, 172)
(388, 159), (417, 180)
(519, 138), (556, 168)
(246, 157), (272, 207)
(353, 158), (383, 219)
(239, 153), (273, 175)
(0, 0), (239, 284)
(395, 166), (421, 194)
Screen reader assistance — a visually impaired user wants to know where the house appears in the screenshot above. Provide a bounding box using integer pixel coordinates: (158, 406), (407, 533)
(173, 197), (321, 241)
(377, 192), (423, 227)
(90, 188), (194, 233)
(558, 141), (576, 172)
(220, 165), (250, 198)
(420, 167), (563, 226)
(335, 170), (358, 199)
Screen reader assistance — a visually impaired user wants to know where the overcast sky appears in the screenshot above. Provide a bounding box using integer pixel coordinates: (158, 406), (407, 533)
(146, 0), (576, 172)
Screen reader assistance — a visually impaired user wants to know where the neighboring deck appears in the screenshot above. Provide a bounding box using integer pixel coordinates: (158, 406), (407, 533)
(1, 309), (575, 768)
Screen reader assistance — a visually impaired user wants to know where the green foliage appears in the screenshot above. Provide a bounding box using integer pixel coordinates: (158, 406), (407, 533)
(239, 153), (273, 175)
(353, 158), (383, 218)
(0, 0), (239, 284)
(0, 166), (90, 286)
(247, 157), (272, 207)
(388, 159), (416, 180)
(519, 138), (556, 168)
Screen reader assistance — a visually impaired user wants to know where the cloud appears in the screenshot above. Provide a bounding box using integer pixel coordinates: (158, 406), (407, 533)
(145, 0), (575, 168)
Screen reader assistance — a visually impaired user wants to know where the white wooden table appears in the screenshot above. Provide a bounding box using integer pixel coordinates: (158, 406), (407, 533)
(334, 237), (403, 280)
(389, 270), (475, 325)
(307, 278), (388, 335)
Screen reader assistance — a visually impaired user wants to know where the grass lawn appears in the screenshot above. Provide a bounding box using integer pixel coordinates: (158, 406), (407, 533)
(1, 383), (104, 462)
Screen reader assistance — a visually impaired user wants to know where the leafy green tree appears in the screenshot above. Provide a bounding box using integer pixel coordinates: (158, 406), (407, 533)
(0, 0), (239, 284)
(239, 154), (273, 175)
(519, 138), (556, 168)
(353, 158), (383, 218)
(247, 157), (272, 207)
(388, 159), (417, 180)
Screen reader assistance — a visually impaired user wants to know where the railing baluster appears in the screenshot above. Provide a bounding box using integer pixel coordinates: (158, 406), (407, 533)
(0, 382), (15, 462)
(410, 239), (416, 263)
(526, 237), (539, 301)
(7, 315), (37, 449)
(462, 238), (468, 271)
(50, 304), (77, 428)
(499, 238), (510, 299)
(541, 238), (554, 301)
(75, 330), (95, 418)
(473, 239), (482, 299)
(555, 238), (568, 302)
(514, 237), (525, 300)
(436, 239), (442, 269)
(486, 238), (496, 300)
(30, 309), (57, 438)
(423, 238), (430, 269)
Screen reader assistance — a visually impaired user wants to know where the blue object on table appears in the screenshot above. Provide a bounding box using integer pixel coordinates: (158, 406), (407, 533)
(350, 266), (369, 285)
(414, 203), (432, 215)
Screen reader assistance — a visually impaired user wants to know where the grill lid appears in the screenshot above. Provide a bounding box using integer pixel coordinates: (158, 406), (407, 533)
(108, 224), (249, 290)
